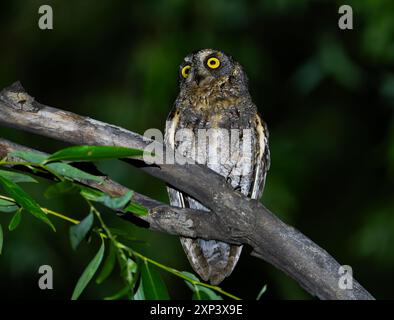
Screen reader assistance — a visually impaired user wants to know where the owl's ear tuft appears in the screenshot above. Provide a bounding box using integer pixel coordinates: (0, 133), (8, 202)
(232, 62), (249, 86)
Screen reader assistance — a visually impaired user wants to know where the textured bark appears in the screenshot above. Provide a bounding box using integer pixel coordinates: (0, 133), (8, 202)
(0, 82), (374, 300)
(0, 138), (221, 240)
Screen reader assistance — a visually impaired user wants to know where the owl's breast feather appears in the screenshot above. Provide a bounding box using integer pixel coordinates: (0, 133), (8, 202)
(181, 79), (250, 112)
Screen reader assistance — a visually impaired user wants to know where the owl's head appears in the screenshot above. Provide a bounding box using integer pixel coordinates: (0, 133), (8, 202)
(178, 49), (248, 91)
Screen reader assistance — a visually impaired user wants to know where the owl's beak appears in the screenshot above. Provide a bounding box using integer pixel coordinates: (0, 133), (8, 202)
(193, 72), (205, 85)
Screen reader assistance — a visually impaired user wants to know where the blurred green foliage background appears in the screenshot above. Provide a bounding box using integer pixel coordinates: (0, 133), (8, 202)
(0, 0), (393, 299)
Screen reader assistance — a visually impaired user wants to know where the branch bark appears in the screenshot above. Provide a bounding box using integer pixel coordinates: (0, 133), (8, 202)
(0, 82), (374, 300)
(0, 138), (223, 241)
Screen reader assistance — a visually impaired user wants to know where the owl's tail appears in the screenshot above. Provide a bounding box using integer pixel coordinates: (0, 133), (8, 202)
(180, 237), (242, 285)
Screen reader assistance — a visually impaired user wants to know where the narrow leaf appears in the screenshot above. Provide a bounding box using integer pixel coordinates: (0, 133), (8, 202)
(80, 187), (133, 210)
(100, 191), (133, 209)
(47, 162), (102, 182)
(119, 255), (137, 288)
(124, 201), (148, 216)
(192, 291), (212, 300)
(79, 186), (104, 201)
(0, 224), (3, 254)
(197, 287), (223, 300)
(69, 212), (94, 250)
(127, 258), (138, 273)
(256, 284), (267, 300)
(0, 175), (55, 231)
(141, 260), (170, 300)
(0, 199), (16, 206)
(133, 280), (145, 300)
(8, 208), (22, 231)
(104, 286), (130, 300)
(8, 151), (102, 182)
(8, 151), (46, 163)
(46, 145), (144, 163)
(0, 205), (18, 213)
(96, 243), (116, 284)
(0, 169), (37, 183)
(0, 198), (19, 213)
(181, 271), (223, 300)
(71, 238), (105, 300)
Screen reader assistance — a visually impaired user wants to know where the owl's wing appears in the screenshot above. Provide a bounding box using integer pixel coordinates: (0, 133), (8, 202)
(164, 107), (186, 207)
(164, 109), (213, 281)
(207, 113), (270, 283)
(164, 109), (270, 285)
(167, 187), (214, 281)
(249, 113), (270, 200)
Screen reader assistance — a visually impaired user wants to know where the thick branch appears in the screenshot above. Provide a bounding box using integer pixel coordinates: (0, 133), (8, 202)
(0, 138), (224, 241)
(0, 82), (374, 300)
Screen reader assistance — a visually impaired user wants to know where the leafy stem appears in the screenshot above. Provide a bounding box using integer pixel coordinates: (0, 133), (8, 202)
(43, 198), (240, 299)
(0, 160), (65, 182)
(0, 148), (243, 300)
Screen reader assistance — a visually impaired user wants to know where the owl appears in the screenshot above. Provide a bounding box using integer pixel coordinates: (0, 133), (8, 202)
(164, 49), (270, 285)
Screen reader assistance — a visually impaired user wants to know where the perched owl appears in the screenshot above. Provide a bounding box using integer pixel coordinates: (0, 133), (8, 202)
(164, 49), (270, 285)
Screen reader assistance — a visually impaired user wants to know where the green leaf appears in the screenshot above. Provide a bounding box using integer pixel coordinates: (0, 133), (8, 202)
(124, 258), (137, 289)
(197, 288), (223, 300)
(79, 186), (104, 201)
(71, 238), (105, 300)
(140, 260), (170, 300)
(80, 187), (133, 210)
(256, 284), (267, 300)
(0, 205), (18, 213)
(96, 243), (116, 284)
(8, 151), (102, 182)
(9, 151), (46, 163)
(46, 145), (144, 163)
(0, 224), (3, 255)
(47, 163), (102, 182)
(104, 286), (130, 300)
(0, 169), (37, 183)
(69, 212), (94, 250)
(8, 208), (22, 231)
(181, 271), (201, 288)
(181, 271), (223, 300)
(133, 280), (145, 300)
(0, 175), (55, 231)
(100, 191), (133, 209)
(124, 201), (149, 216)
(0, 199), (16, 206)
(44, 181), (79, 198)
(0, 198), (19, 213)
(127, 258), (138, 273)
(118, 255), (137, 290)
(192, 290), (213, 300)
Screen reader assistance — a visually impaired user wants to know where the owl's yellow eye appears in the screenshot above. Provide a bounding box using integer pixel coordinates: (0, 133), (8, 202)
(181, 65), (191, 78)
(206, 57), (221, 69)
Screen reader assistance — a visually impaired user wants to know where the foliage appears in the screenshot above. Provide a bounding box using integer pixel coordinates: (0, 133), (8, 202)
(0, 146), (246, 300)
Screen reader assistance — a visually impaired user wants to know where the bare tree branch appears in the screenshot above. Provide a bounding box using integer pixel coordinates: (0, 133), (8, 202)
(0, 82), (374, 300)
(0, 138), (223, 241)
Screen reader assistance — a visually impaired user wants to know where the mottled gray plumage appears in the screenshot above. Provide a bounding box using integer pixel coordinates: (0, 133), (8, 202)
(164, 49), (270, 285)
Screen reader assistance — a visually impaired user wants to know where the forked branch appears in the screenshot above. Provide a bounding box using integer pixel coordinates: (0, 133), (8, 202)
(0, 82), (374, 300)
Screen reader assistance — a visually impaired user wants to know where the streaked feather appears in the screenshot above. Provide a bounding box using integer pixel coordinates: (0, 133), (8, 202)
(165, 106), (269, 284)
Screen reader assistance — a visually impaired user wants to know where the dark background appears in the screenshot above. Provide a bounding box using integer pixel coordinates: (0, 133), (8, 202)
(0, 0), (393, 299)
